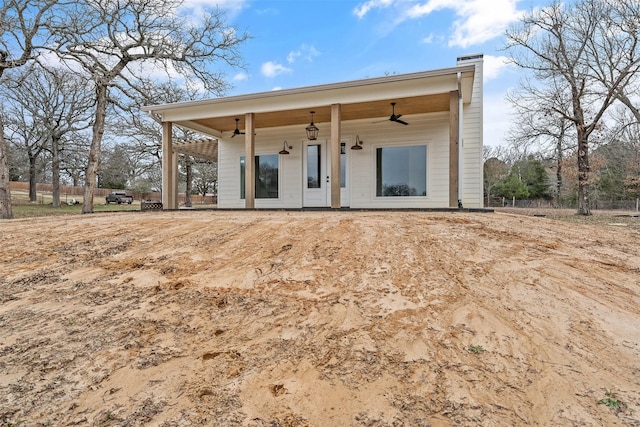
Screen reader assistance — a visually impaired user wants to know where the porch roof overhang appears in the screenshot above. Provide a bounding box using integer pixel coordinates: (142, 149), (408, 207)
(142, 64), (476, 158)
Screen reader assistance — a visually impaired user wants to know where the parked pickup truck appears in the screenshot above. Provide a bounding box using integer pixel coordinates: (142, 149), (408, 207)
(105, 191), (133, 204)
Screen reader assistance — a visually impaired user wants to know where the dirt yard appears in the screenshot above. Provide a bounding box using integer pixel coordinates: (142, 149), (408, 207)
(1, 210), (639, 426)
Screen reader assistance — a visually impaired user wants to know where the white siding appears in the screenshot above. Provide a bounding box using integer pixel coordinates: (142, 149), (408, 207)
(219, 113), (453, 209)
(348, 113), (450, 209)
(458, 55), (484, 208)
(218, 125), (305, 209)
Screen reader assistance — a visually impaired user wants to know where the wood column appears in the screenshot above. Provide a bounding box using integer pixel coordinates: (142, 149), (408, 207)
(330, 104), (341, 209)
(449, 90), (460, 208)
(162, 121), (175, 210)
(171, 151), (178, 209)
(244, 113), (255, 209)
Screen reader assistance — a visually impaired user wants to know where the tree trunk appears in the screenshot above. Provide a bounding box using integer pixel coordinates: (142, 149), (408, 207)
(577, 131), (591, 215)
(0, 116), (14, 219)
(52, 135), (60, 207)
(82, 84), (108, 214)
(555, 132), (563, 208)
(29, 153), (37, 202)
(185, 155), (192, 208)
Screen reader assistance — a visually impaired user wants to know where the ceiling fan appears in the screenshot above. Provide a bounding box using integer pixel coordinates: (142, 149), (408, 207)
(373, 102), (409, 125)
(230, 118), (245, 138)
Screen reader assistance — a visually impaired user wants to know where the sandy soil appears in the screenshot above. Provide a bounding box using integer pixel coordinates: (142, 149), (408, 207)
(1, 210), (639, 426)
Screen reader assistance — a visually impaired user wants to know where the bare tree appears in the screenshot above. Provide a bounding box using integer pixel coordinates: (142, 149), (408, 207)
(53, 0), (248, 214)
(607, 107), (640, 209)
(483, 157), (509, 207)
(2, 101), (48, 202)
(183, 155), (193, 207)
(0, 114), (11, 217)
(505, 0), (640, 214)
(109, 80), (208, 193)
(506, 76), (575, 207)
(0, 0), (59, 218)
(192, 160), (218, 201)
(59, 131), (90, 187)
(3, 65), (93, 206)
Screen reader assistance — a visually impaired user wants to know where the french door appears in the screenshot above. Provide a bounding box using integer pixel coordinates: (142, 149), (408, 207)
(303, 140), (350, 207)
(303, 141), (328, 207)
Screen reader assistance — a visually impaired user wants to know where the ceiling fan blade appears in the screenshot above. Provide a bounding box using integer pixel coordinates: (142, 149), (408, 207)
(372, 118), (390, 124)
(395, 118), (409, 125)
(230, 132), (236, 138)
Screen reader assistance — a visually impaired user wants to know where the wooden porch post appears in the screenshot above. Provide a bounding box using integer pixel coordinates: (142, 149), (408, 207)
(245, 113), (255, 209)
(449, 90), (460, 208)
(162, 121), (174, 210)
(171, 151), (178, 209)
(330, 104), (341, 209)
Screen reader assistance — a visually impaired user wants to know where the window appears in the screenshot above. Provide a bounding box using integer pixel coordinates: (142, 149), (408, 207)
(240, 156), (245, 199)
(340, 143), (346, 188)
(376, 145), (427, 197)
(240, 154), (279, 199)
(307, 144), (321, 189)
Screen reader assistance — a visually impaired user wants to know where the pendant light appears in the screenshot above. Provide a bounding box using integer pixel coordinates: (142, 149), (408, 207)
(305, 111), (319, 140)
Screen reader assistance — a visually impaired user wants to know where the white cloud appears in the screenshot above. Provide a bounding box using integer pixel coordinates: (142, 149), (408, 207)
(482, 55), (512, 82)
(183, 0), (247, 12)
(405, 0), (449, 18)
(255, 7), (279, 16)
(353, 0), (394, 19)
(287, 44), (320, 64)
(483, 90), (515, 147)
(287, 51), (300, 64)
(447, 0), (523, 48)
(261, 61), (292, 78)
(421, 33), (435, 44)
(356, 0), (524, 48)
(233, 72), (250, 81)
(180, 0), (248, 22)
(272, 86), (283, 91)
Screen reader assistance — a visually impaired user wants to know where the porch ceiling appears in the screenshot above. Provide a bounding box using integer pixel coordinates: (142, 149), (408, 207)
(188, 93), (451, 135)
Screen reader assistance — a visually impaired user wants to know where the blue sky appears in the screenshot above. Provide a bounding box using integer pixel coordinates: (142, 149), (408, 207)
(183, 0), (546, 147)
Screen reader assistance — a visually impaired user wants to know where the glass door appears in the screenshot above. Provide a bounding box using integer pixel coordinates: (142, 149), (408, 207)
(303, 141), (328, 207)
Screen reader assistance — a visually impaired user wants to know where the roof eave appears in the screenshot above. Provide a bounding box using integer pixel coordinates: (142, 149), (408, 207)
(141, 64), (476, 114)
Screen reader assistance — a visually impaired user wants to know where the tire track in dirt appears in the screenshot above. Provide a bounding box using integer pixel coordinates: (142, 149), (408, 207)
(1, 211), (639, 426)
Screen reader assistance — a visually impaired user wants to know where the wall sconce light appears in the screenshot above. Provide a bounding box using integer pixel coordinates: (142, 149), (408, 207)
(351, 135), (363, 150)
(306, 111), (319, 140)
(279, 140), (292, 155)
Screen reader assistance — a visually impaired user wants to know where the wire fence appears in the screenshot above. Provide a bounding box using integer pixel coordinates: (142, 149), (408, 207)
(486, 196), (639, 211)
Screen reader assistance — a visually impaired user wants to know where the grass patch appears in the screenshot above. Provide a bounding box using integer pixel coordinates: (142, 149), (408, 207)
(8, 189), (142, 218)
(11, 201), (140, 218)
(597, 390), (629, 414)
(468, 344), (486, 354)
(7, 190), (215, 219)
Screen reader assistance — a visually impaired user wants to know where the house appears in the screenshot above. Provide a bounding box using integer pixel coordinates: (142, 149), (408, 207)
(141, 54), (484, 210)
